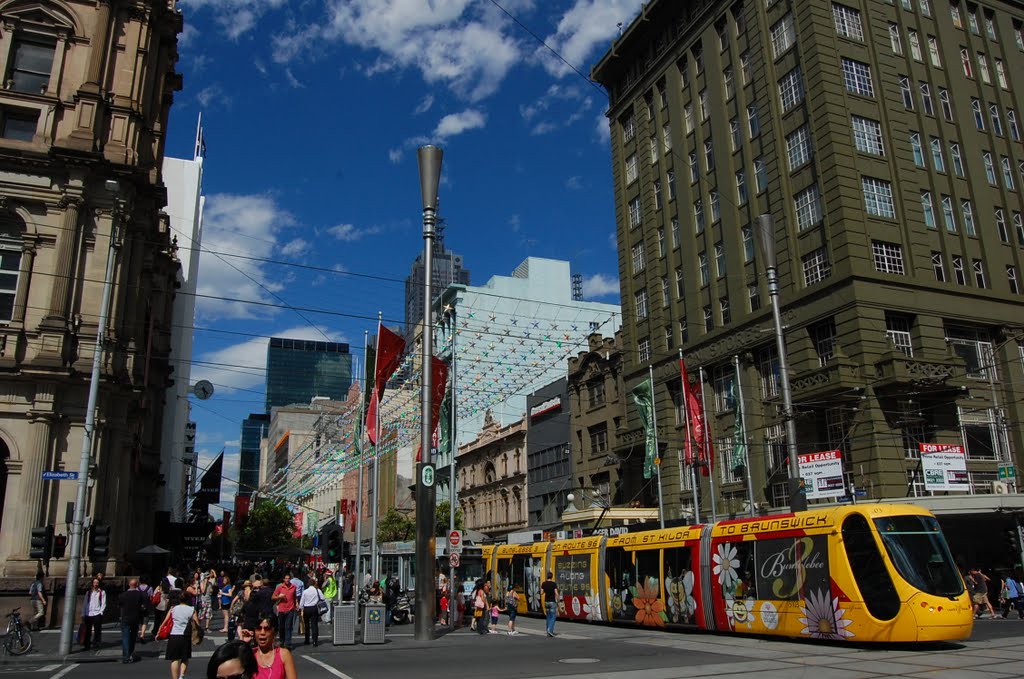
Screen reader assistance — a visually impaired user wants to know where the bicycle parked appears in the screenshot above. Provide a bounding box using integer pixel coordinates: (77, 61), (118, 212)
(3, 607), (32, 655)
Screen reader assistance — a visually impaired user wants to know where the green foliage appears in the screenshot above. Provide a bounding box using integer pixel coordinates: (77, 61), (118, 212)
(435, 500), (464, 536)
(236, 500), (296, 551)
(377, 507), (415, 542)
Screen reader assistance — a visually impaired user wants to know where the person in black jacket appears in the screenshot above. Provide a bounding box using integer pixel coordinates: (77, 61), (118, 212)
(242, 577), (273, 631)
(384, 575), (401, 627)
(118, 578), (151, 663)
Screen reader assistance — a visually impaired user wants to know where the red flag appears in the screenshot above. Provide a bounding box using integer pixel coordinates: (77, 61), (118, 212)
(366, 323), (406, 445)
(680, 359), (715, 475)
(234, 496), (250, 528)
(417, 356), (449, 463)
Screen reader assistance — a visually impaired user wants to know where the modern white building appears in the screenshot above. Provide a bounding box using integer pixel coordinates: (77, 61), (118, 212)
(158, 124), (205, 521)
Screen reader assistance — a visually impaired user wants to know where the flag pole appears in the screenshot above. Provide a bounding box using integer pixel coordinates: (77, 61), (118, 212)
(448, 306), (458, 629)
(681, 353), (700, 524)
(650, 364), (664, 529)
(735, 355), (756, 516)
(699, 366), (718, 522)
(355, 330), (368, 589)
(371, 313), (382, 582)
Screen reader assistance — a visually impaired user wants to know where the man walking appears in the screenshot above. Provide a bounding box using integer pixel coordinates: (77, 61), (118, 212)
(542, 572), (559, 637)
(272, 573), (298, 649)
(28, 570), (46, 631)
(118, 578), (150, 663)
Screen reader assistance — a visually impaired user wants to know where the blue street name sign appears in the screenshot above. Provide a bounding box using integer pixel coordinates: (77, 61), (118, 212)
(41, 471), (78, 481)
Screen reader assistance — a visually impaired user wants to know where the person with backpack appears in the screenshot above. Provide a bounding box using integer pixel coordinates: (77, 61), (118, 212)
(1000, 571), (1024, 619)
(504, 585), (520, 635)
(384, 574), (401, 628)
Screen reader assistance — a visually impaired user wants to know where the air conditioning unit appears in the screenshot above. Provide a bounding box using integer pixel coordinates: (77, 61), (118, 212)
(555, 531), (567, 540)
(991, 481), (1010, 495)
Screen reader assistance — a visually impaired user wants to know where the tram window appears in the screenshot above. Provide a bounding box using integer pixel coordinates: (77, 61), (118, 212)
(873, 515), (964, 598)
(635, 549), (661, 593)
(664, 546), (696, 624)
(728, 541), (757, 600)
(842, 513), (901, 621)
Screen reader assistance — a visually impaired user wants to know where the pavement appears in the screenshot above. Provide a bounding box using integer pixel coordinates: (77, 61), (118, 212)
(2, 613), (1023, 678)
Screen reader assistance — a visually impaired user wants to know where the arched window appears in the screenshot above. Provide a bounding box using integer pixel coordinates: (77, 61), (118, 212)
(484, 462), (496, 484)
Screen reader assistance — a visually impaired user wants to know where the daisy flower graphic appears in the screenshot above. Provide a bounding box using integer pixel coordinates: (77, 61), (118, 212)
(713, 543), (740, 589)
(798, 589), (855, 640)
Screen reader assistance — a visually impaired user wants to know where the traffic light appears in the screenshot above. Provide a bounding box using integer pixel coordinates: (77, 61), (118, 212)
(88, 522), (110, 560)
(52, 534), (67, 559)
(325, 527), (342, 561)
(1005, 528), (1021, 555)
(29, 525), (53, 560)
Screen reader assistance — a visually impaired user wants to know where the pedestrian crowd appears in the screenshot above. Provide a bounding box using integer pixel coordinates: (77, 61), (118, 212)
(963, 566), (1024, 619)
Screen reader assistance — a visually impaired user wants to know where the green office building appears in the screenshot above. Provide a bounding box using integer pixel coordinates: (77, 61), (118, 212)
(592, 0), (1023, 560)
(265, 337), (353, 413)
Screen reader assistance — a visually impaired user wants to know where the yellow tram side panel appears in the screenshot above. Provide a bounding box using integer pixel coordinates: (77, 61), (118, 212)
(707, 504), (972, 643)
(546, 536), (605, 621)
(603, 525), (705, 626)
(493, 542), (549, 614)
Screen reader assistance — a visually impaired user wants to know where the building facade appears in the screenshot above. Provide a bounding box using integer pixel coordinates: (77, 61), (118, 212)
(592, 0), (1023, 534)
(264, 337), (352, 413)
(239, 413), (268, 498)
(0, 0), (182, 576)
(525, 377), (571, 529)
(457, 410), (527, 539)
(403, 219), (469, 341)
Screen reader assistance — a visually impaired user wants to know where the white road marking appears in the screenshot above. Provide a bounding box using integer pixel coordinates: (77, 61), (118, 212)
(35, 665), (60, 672)
(49, 664), (76, 679)
(303, 655), (356, 679)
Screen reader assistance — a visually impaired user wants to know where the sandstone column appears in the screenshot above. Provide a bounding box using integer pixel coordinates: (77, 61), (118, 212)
(13, 414), (53, 558)
(43, 195), (82, 324)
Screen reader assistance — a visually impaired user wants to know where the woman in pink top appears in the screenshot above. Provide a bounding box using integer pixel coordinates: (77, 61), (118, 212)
(243, 613), (296, 679)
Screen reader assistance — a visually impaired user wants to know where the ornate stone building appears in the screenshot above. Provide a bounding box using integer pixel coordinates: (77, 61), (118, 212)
(0, 0), (182, 576)
(457, 410), (526, 539)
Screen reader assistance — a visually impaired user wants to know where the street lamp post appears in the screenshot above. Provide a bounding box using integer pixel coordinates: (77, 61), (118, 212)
(755, 214), (807, 513)
(415, 145), (443, 641)
(59, 181), (124, 656)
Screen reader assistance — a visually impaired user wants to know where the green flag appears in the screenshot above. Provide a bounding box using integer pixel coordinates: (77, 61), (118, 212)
(630, 377), (658, 479)
(439, 376), (452, 459)
(732, 382), (746, 473)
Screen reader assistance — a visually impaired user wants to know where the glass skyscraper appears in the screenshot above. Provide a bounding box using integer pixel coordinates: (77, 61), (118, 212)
(238, 413), (268, 498)
(264, 337), (353, 412)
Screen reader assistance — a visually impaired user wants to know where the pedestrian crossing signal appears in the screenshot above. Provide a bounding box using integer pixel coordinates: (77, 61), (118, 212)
(88, 522), (110, 560)
(325, 528), (342, 561)
(29, 525), (53, 560)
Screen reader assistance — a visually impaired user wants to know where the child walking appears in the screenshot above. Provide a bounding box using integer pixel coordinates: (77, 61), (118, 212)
(489, 599), (502, 633)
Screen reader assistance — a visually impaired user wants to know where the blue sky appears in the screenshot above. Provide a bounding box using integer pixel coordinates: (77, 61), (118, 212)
(165, 0), (644, 509)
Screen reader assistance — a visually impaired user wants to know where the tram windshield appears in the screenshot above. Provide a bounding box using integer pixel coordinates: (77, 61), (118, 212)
(874, 515), (964, 598)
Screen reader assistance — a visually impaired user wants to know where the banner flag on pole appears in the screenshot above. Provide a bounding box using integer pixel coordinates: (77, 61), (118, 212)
(365, 323), (406, 445)
(439, 368), (452, 460)
(630, 376), (658, 479)
(696, 368), (715, 477)
(680, 359), (698, 466)
(417, 356), (449, 463)
(731, 382), (746, 473)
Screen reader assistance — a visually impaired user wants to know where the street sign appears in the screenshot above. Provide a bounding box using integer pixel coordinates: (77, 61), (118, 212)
(41, 471), (78, 481)
(448, 529), (463, 553)
(854, 489), (867, 497)
(449, 552), (460, 568)
(999, 464), (1016, 480)
(421, 464), (435, 488)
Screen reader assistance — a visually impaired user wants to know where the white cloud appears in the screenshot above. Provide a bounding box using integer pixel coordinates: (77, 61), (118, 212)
(193, 193), (297, 320)
(414, 95), (434, 115)
(179, 22), (200, 48)
(280, 238), (309, 257)
(434, 109), (486, 139)
(595, 113), (610, 144)
(388, 148), (403, 164)
(195, 83), (230, 109)
(283, 68), (304, 89)
(536, 0), (645, 79)
(180, 0), (289, 39)
(565, 176), (583, 190)
(582, 273), (619, 299)
(326, 223), (381, 241)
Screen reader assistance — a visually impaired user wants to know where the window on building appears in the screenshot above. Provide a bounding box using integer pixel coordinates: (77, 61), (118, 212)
(941, 194), (957, 232)
(747, 105), (760, 138)
(978, 52), (991, 83)
(863, 177), (896, 218)
(748, 283), (761, 311)
(886, 314), (914, 356)
(972, 98), (984, 129)
(700, 89), (709, 121)
(890, 24), (903, 54)
(741, 51), (752, 84)
(625, 153), (638, 184)
(658, 227), (666, 257)
(872, 240), (905, 275)
(921, 191), (936, 229)
(909, 29), (922, 60)
(961, 200), (977, 236)
(720, 296), (731, 325)
(629, 197), (642, 227)
(0, 234), (23, 322)
(685, 103), (694, 133)
(702, 304), (713, 332)
(991, 104), (1004, 136)
(736, 170), (748, 206)
(667, 170), (676, 201)
(940, 88), (953, 121)
(754, 158), (768, 193)
(699, 251), (709, 286)
(962, 48), (973, 78)
(665, 324), (674, 350)
(842, 58), (874, 96)
(983, 151), (996, 183)
(996, 59), (1009, 89)
(758, 346), (781, 399)
(631, 242), (645, 273)
(911, 132), (925, 167)
(715, 240), (726, 277)
(928, 36), (942, 67)
(675, 267), (685, 298)
(930, 137), (945, 172)
(973, 259), (986, 288)
(919, 0), (931, 16)
(787, 125), (813, 171)
(679, 55), (689, 87)
(779, 67), (805, 111)
(713, 364), (737, 412)
(950, 142), (964, 176)
(711, 190), (721, 223)
(802, 247), (832, 286)
(1018, 19), (1024, 49)
(622, 112), (636, 141)
(1008, 110), (1020, 141)
(671, 217), (680, 247)
(1008, 266), (1020, 294)
(649, 135), (659, 164)
(811, 319), (837, 366)
(832, 3), (864, 40)
(742, 226), (754, 262)
(771, 13), (797, 57)
(794, 184), (823, 230)
(900, 76), (914, 109)
(946, 326), (995, 379)
(730, 117), (741, 150)
(638, 336), (651, 363)
(7, 38), (55, 94)
(587, 379), (606, 407)
(951, 4), (963, 28)
(969, 11), (980, 35)
(689, 152), (699, 183)
(1003, 156), (1015, 190)
(952, 254), (966, 285)
(635, 288), (649, 320)
(654, 179), (663, 210)
(663, 123), (672, 152)
(931, 251), (946, 282)
(1015, 212), (1024, 244)
(0, 108), (37, 142)
(680, 318), (689, 344)
(724, 67), (735, 100)
(996, 208), (1009, 242)
(920, 82), (934, 115)
(705, 138), (715, 171)
(694, 199), (705, 233)
(851, 115), (884, 155)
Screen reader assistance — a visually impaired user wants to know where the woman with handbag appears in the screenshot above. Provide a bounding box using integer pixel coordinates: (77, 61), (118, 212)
(228, 580), (250, 641)
(299, 576), (325, 647)
(164, 590), (200, 679)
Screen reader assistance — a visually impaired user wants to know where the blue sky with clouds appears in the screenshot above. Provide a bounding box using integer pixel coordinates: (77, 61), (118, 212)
(165, 0), (644, 508)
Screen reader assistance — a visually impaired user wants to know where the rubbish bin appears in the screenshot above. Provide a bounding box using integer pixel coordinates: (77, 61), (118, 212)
(362, 603), (386, 644)
(333, 603), (356, 645)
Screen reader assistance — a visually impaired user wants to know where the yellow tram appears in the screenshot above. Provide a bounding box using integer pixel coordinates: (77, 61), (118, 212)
(482, 504), (972, 642)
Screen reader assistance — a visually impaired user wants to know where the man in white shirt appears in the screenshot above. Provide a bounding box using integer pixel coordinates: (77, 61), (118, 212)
(82, 577), (107, 649)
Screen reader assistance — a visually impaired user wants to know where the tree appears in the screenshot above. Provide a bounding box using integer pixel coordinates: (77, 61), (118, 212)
(236, 500), (296, 552)
(377, 507), (415, 542)
(435, 500), (465, 536)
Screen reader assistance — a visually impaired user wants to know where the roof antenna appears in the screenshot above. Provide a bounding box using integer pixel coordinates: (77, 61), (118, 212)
(617, 22), (623, 37)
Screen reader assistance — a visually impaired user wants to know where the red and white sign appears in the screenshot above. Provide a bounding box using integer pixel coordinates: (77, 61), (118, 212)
(448, 530), (463, 553)
(919, 443), (969, 492)
(449, 552), (460, 568)
(797, 449), (846, 500)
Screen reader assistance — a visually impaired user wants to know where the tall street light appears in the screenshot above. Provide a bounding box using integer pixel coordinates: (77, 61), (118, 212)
(59, 180), (124, 655)
(755, 214), (807, 513)
(415, 145), (443, 641)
